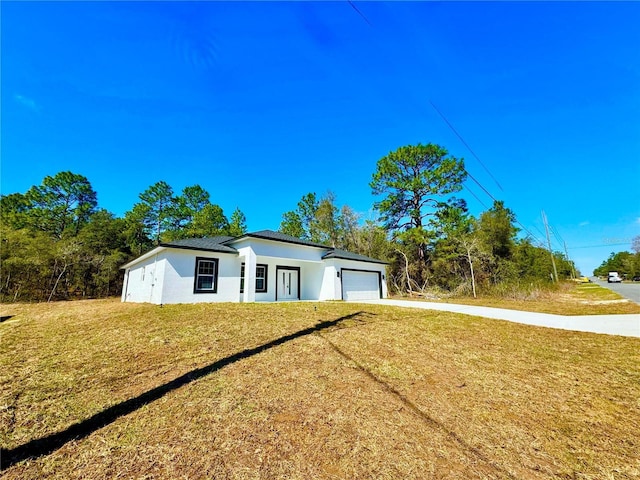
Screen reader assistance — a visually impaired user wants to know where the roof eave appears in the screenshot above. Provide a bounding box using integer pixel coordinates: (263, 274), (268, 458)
(226, 233), (329, 250)
(120, 246), (165, 269)
(323, 253), (389, 265)
(158, 243), (239, 255)
(121, 244), (238, 270)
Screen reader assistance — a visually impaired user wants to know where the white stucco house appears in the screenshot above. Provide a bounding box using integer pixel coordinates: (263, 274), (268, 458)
(121, 230), (388, 304)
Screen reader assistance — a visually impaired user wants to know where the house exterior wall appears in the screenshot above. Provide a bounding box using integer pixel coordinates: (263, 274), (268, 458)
(234, 238), (328, 302)
(121, 240), (387, 304)
(252, 256), (277, 302)
(159, 249), (241, 304)
(242, 256), (325, 302)
(121, 252), (166, 304)
(334, 259), (388, 299)
(319, 259), (339, 300)
(232, 238), (326, 262)
(277, 258), (324, 301)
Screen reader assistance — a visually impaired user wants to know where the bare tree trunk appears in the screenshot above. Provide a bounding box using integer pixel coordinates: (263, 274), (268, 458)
(391, 275), (401, 295)
(48, 264), (67, 303)
(396, 248), (412, 295)
(49, 259), (58, 291)
(467, 248), (477, 299)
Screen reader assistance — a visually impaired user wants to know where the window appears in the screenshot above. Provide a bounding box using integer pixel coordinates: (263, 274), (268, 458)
(240, 263), (268, 293)
(256, 264), (267, 292)
(194, 257), (218, 293)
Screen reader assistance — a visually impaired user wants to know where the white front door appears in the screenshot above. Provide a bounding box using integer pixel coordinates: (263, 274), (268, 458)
(277, 268), (299, 300)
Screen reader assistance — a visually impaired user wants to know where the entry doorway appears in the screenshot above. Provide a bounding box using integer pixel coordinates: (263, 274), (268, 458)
(276, 266), (300, 300)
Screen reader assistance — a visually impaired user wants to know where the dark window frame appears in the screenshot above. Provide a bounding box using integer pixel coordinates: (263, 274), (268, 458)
(240, 263), (268, 293)
(194, 257), (219, 294)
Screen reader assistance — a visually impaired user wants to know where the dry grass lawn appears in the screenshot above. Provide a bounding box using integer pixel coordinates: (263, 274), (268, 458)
(422, 282), (640, 315)
(1, 299), (639, 479)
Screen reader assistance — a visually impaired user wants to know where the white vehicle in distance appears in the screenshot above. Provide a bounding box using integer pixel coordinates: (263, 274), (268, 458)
(607, 272), (622, 283)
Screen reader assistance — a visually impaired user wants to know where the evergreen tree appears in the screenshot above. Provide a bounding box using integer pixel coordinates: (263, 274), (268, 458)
(370, 143), (466, 284)
(25, 171), (98, 238)
(228, 208), (247, 237)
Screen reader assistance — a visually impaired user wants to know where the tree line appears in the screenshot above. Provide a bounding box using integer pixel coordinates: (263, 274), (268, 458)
(1, 142), (576, 302)
(593, 237), (640, 279)
(0, 173), (246, 301)
(279, 144), (574, 298)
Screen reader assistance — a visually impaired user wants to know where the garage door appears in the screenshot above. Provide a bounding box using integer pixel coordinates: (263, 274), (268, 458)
(342, 270), (381, 301)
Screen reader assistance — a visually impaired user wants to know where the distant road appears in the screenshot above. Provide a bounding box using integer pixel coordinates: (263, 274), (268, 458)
(591, 277), (640, 304)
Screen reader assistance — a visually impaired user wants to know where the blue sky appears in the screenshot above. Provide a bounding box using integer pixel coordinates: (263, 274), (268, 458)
(2, 1), (639, 275)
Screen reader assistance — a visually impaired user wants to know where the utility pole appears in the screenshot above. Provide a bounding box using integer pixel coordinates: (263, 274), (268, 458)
(542, 210), (559, 283)
(564, 241), (576, 279)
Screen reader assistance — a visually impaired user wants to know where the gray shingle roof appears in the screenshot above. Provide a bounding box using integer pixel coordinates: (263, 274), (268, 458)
(228, 230), (330, 249)
(322, 249), (388, 264)
(160, 237), (238, 254)
(156, 230), (386, 264)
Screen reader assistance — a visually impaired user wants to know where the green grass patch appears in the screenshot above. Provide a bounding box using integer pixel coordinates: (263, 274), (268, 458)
(572, 282), (626, 301)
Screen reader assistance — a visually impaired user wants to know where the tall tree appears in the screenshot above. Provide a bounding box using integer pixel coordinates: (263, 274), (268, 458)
(188, 204), (229, 238)
(315, 192), (340, 246)
(474, 201), (520, 284)
(279, 211), (305, 239)
(0, 193), (30, 230)
(355, 220), (391, 261)
(279, 192), (349, 246)
(338, 205), (361, 252)
(132, 181), (174, 243)
(476, 200), (518, 260)
(164, 185), (232, 240)
(280, 193), (319, 241)
(228, 208), (247, 237)
(170, 184), (211, 232)
(370, 143), (466, 233)
(0, 226), (55, 301)
(123, 204), (153, 256)
(430, 198), (473, 239)
(594, 251), (636, 278)
(370, 143), (466, 283)
(428, 199), (475, 291)
(25, 171), (98, 238)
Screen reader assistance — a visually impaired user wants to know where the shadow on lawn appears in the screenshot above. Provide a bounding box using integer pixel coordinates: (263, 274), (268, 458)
(1, 311), (373, 470)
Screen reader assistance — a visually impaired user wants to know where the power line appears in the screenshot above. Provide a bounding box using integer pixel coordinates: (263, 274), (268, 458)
(570, 243), (630, 249)
(345, 2), (550, 251)
(533, 225), (547, 241)
(462, 183), (488, 210)
(423, 105), (547, 247)
(458, 152), (547, 249)
(514, 221), (546, 249)
(463, 167), (499, 204)
(429, 101), (504, 192)
(428, 106), (548, 249)
(426, 100), (550, 249)
(347, 1), (373, 27)
(548, 224), (562, 249)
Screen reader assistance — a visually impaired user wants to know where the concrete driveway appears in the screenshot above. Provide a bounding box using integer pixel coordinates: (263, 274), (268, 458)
(355, 299), (640, 338)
